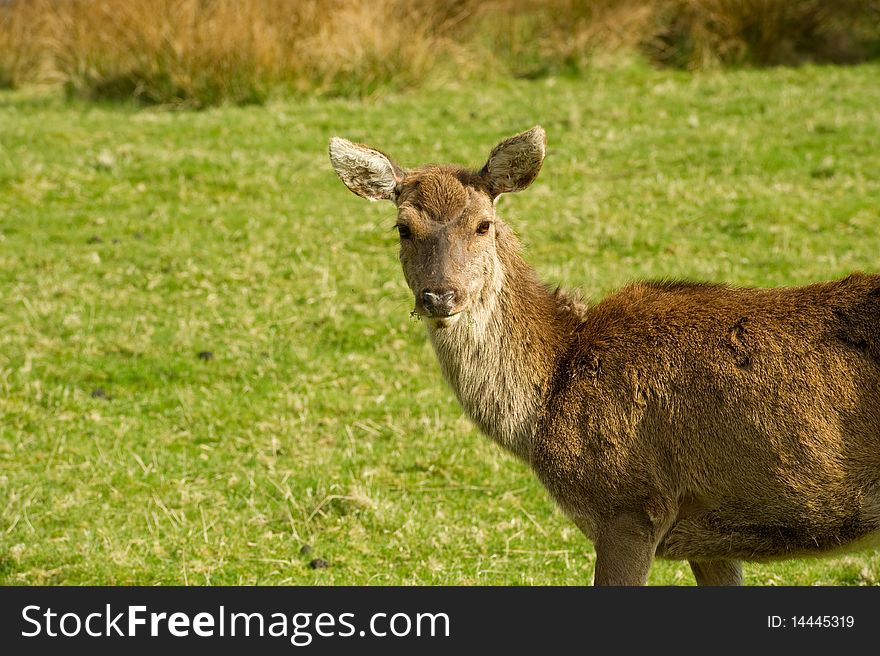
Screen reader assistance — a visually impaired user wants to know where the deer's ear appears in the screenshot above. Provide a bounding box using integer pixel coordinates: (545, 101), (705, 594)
(480, 126), (546, 197)
(329, 137), (406, 202)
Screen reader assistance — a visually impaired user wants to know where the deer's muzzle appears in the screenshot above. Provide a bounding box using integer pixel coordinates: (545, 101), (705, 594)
(420, 288), (459, 317)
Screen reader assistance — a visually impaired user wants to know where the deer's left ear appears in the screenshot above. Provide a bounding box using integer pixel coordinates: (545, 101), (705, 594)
(480, 126), (546, 197)
(329, 137), (407, 202)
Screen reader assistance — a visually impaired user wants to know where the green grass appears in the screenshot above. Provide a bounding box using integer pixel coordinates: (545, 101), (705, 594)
(1, 61), (880, 585)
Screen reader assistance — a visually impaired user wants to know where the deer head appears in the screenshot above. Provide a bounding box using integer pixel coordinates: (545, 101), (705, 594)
(329, 127), (546, 324)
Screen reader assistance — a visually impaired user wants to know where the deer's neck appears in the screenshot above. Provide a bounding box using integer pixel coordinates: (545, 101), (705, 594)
(425, 245), (577, 460)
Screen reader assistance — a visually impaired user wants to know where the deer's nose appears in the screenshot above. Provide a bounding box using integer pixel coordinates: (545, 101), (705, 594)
(421, 288), (457, 316)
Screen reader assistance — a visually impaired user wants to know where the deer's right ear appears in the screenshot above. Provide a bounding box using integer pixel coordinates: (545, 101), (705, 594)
(329, 137), (406, 202)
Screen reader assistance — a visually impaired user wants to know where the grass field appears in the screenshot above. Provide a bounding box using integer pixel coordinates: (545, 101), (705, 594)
(2, 61), (880, 585)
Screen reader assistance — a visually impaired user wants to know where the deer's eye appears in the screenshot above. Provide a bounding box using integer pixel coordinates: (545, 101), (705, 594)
(396, 224), (412, 240)
(476, 221), (492, 235)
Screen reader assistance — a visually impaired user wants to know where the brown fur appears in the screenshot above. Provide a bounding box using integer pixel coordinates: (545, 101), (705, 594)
(329, 127), (880, 585)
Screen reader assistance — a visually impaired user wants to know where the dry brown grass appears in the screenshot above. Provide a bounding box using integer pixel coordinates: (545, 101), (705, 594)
(465, 1), (660, 77)
(50, 0), (477, 106)
(0, 0), (55, 88)
(473, 0), (880, 74)
(0, 0), (472, 104)
(648, 0), (880, 68)
(0, 0), (878, 104)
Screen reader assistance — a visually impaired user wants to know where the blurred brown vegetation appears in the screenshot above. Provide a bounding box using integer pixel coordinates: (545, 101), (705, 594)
(1, 0), (878, 106)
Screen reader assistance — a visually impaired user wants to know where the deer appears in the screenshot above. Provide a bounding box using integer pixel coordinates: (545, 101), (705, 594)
(328, 126), (880, 585)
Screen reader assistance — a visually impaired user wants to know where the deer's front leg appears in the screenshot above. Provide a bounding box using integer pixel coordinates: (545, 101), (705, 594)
(592, 513), (656, 586)
(689, 559), (743, 586)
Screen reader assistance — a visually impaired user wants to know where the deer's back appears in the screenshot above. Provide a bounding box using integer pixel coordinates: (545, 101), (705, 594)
(533, 272), (880, 558)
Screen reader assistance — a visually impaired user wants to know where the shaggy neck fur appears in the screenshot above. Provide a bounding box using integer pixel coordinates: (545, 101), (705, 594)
(425, 227), (581, 460)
